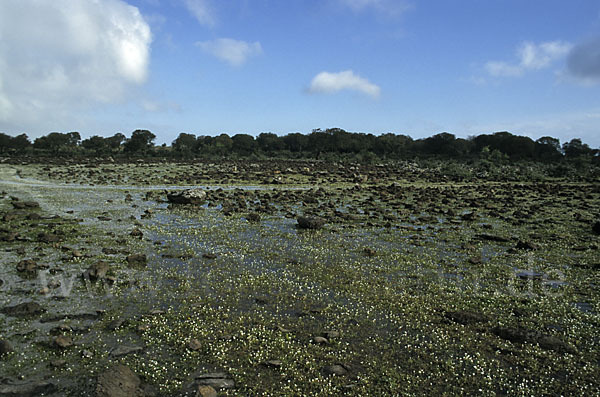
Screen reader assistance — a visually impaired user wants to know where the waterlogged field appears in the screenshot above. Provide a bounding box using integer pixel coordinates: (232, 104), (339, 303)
(0, 160), (599, 396)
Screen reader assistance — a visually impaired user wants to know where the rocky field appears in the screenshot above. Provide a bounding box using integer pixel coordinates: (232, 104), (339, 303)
(0, 159), (599, 396)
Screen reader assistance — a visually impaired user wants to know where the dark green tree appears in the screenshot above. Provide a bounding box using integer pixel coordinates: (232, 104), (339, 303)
(123, 130), (156, 155)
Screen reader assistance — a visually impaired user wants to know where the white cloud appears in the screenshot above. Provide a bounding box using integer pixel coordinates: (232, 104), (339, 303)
(309, 70), (381, 98)
(196, 38), (263, 66)
(0, 0), (151, 132)
(485, 41), (572, 77)
(182, 0), (216, 27)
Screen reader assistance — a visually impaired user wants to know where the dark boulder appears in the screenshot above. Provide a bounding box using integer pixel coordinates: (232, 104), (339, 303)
(297, 216), (326, 230)
(166, 188), (206, 205)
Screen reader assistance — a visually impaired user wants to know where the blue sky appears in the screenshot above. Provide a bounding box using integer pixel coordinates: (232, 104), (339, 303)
(0, 0), (599, 146)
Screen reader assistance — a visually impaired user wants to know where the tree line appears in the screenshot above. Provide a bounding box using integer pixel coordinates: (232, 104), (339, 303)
(0, 128), (598, 164)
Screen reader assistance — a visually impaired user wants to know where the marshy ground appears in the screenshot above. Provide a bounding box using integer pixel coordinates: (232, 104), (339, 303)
(0, 159), (599, 396)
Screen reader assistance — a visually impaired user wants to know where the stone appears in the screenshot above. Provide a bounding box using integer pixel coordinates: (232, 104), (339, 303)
(130, 228), (143, 238)
(110, 345), (143, 358)
(0, 380), (56, 396)
(126, 254), (147, 268)
(54, 335), (73, 349)
(188, 339), (202, 351)
(297, 216), (326, 230)
(323, 364), (348, 376)
(0, 302), (45, 317)
(196, 385), (218, 397)
(0, 340), (14, 356)
(167, 188), (207, 205)
(195, 373), (235, 390)
(313, 336), (329, 344)
(593, 221), (600, 235)
(83, 261), (110, 281)
(96, 364), (145, 397)
(445, 310), (489, 325)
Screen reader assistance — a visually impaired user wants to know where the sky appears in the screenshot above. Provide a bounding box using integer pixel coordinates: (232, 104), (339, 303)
(0, 0), (599, 147)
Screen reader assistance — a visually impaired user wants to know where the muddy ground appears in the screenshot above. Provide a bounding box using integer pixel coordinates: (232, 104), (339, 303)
(0, 159), (599, 396)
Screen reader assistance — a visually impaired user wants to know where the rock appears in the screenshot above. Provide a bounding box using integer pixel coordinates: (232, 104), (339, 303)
(106, 318), (126, 331)
(54, 335), (73, 349)
(83, 261), (110, 281)
(323, 364), (348, 376)
(0, 380), (56, 396)
(262, 359), (282, 368)
(445, 310), (489, 325)
(516, 270), (543, 280)
(130, 228), (143, 238)
(12, 200), (39, 209)
(110, 345), (143, 358)
(202, 253), (217, 260)
(0, 302), (45, 317)
(593, 221), (600, 235)
(313, 336), (329, 344)
(16, 260), (47, 275)
(195, 373), (235, 390)
(321, 330), (340, 339)
(363, 247), (376, 257)
(0, 340), (14, 356)
(196, 385), (218, 397)
(246, 212), (261, 222)
(96, 364), (145, 397)
(167, 188), (207, 205)
(188, 339), (202, 351)
(37, 233), (61, 243)
(515, 240), (538, 250)
(297, 216), (326, 230)
(492, 326), (576, 354)
(126, 254), (147, 268)
(477, 233), (510, 242)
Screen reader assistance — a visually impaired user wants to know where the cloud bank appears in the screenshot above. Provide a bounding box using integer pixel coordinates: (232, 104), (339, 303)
(309, 70), (381, 98)
(567, 37), (600, 82)
(0, 0), (152, 131)
(485, 41), (572, 77)
(196, 38), (263, 66)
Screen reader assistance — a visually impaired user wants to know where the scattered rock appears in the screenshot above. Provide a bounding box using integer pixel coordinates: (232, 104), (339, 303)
(0, 380), (56, 396)
(106, 318), (126, 331)
(0, 340), (14, 356)
(477, 233), (510, 242)
(130, 228), (143, 238)
(16, 259), (47, 275)
(54, 335), (73, 349)
(167, 188), (207, 205)
(202, 253), (217, 260)
(126, 254), (147, 268)
(323, 364), (348, 376)
(515, 240), (538, 250)
(262, 359), (282, 368)
(246, 212), (261, 222)
(363, 247), (377, 257)
(96, 364), (145, 397)
(195, 373), (235, 390)
(516, 270), (543, 280)
(196, 385), (218, 397)
(297, 216), (326, 230)
(445, 310), (489, 325)
(321, 330), (340, 339)
(492, 326), (576, 354)
(0, 302), (45, 317)
(313, 336), (329, 344)
(188, 339), (202, 351)
(83, 261), (110, 281)
(110, 345), (143, 358)
(593, 221), (600, 235)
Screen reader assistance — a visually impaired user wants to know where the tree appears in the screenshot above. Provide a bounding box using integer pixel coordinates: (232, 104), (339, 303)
(123, 130), (156, 155)
(172, 133), (197, 157)
(563, 138), (593, 158)
(81, 135), (109, 155)
(231, 134), (257, 156)
(33, 132), (79, 154)
(535, 136), (562, 162)
(257, 132), (284, 153)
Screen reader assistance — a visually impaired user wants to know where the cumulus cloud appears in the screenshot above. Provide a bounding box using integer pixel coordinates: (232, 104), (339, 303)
(182, 0), (216, 27)
(309, 70), (381, 98)
(485, 41), (572, 77)
(196, 38), (263, 66)
(0, 0), (152, 131)
(567, 37), (600, 82)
